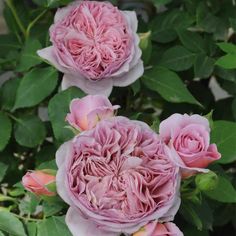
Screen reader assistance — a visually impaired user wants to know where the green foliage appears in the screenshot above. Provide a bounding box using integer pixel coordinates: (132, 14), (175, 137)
(13, 67), (58, 110)
(0, 211), (26, 236)
(48, 87), (85, 143)
(14, 115), (46, 147)
(37, 216), (72, 236)
(211, 121), (236, 164)
(142, 66), (200, 105)
(204, 176), (236, 203)
(0, 112), (12, 151)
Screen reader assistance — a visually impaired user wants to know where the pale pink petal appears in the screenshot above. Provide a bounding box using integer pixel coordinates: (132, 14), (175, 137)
(56, 142), (74, 205)
(37, 47), (68, 73)
(62, 74), (113, 96)
(113, 60), (144, 87)
(165, 223), (184, 236)
(66, 207), (119, 236)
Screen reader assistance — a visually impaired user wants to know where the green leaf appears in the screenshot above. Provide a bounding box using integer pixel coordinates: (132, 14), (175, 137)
(151, 119), (160, 133)
(217, 42), (236, 54)
(0, 34), (20, 58)
(37, 216), (72, 236)
(32, 0), (61, 8)
(194, 54), (215, 78)
(0, 78), (20, 111)
(196, 3), (218, 33)
(204, 176), (236, 203)
(131, 79), (140, 96)
(37, 160), (57, 170)
(27, 222), (37, 236)
(43, 201), (64, 217)
(17, 39), (42, 72)
(152, 0), (172, 5)
(48, 87), (85, 143)
(159, 46), (195, 71)
(19, 193), (40, 215)
(211, 120), (236, 164)
(180, 201), (203, 230)
(177, 30), (206, 53)
(14, 115), (46, 148)
(151, 10), (194, 43)
(183, 227), (209, 236)
(214, 67), (236, 83)
(215, 54), (236, 69)
(0, 162), (8, 182)
(13, 67), (58, 110)
(0, 211), (26, 236)
(139, 31), (152, 65)
(0, 231), (5, 236)
(142, 67), (201, 106)
(0, 112), (12, 151)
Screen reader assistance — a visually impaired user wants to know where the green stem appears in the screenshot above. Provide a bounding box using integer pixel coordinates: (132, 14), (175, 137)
(26, 9), (47, 39)
(13, 213), (43, 222)
(5, 0), (26, 37)
(4, 111), (21, 123)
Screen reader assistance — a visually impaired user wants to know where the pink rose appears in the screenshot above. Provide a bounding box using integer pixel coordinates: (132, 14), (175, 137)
(56, 117), (181, 236)
(66, 95), (119, 131)
(133, 221), (183, 236)
(38, 1), (143, 96)
(159, 114), (221, 177)
(22, 170), (56, 196)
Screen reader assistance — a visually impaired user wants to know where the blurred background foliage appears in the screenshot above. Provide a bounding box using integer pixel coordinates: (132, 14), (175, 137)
(0, 0), (235, 235)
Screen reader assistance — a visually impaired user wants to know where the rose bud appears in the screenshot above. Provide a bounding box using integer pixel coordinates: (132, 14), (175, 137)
(195, 171), (218, 191)
(133, 221), (183, 236)
(66, 95), (120, 131)
(22, 170), (56, 196)
(159, 113), (221, 177)
(37, 1), (144, 96)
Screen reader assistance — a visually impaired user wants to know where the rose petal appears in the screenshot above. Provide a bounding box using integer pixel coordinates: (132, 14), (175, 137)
(37, 47), (68, 73)
(62, 74), (113, 96)
(66, 207), (119, 236)
(113, 60), (144, 87)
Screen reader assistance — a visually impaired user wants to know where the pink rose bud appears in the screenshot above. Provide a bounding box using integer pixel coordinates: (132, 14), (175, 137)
(22, 170), (56, 196)
(160, 113), (221, 177)
(37, 1), (144, 96)
(66, 95), (119, 131)
(133, 221), (183, 236)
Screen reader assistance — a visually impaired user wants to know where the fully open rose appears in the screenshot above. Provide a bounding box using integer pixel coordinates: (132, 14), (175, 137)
(133, 221), (183, 236)
(56, 117), (181, 236)
(159, 114), (221, 177)
(38, 1), (143, 96)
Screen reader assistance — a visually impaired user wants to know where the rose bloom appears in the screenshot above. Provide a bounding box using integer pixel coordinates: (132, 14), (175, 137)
(159, 114), (221, 177)
(22, 170), (56, 196)
(66, 95), (119, 131)
(56, 117), (181, 236)
(133, 221), (183, 236)
(38, 1), (143, 96)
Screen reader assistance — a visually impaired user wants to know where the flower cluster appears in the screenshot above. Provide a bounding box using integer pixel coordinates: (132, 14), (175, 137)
(22, 95), (220, 236)
(25, 95), (217, 236)
(21, 1), (221, 235)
